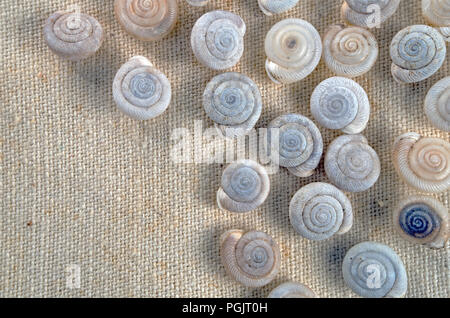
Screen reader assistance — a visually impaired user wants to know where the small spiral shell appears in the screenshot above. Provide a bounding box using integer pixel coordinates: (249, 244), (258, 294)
(265, 19), (322, 84)
(311, 77), (371, 134)
(390, 25), (446, 84)
(424, 77), (450, 132)
(268, 114), (323, 178)
(113, 56), (171, 120)
(220, 230), (281, 287)
(203, 73), (262, 138)
(342, 242), (408, 298)
(191, 10), (246, 70)
(217, 160), (270, 213)
(394, 196), (449, 249)
(392, 133), (450, 193)
(114, 0), (178, 41)
(342, 0), (401, 28)
(438, 26), (450, 41)
(290, 183), (353, 241)
(43, 11), (103, 61)
(257, 0), (300, 16)
(422, 0), (450, 32)
(268, 282), (318, 298)
(186, 0), (209, 6)
(323, 24), (378, 78)
(325, 134), (380, 192)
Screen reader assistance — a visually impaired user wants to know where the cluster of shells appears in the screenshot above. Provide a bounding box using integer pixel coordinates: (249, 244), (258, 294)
(42, 0), (449, 298)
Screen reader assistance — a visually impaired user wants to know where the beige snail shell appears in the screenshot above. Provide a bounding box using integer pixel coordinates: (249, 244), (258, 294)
(290, 182), (353, 241)
(393, 195), (449, 249)
(191, 10), (246, 70)
(422, 0), (450, 41)
(265, 19), (322, 84)
(392, 133), (450, 193)
(424, 77), (450, 132)
(311, 77), (371, 134)
(217, 160), (270, 213)
(390, 25), (446, 84)
(323, 24), (378, 78)
(257, 0), (300, 16)
(220, 230), (281, 287)
(325, 134), (380, 192)
(113, 56), (171, 120)
(186, 0), (209, 6)
(268, 282), (318, 298)
(341, 0), (401, 29)
(114, 0), (178, 41)
(43, 10), (103, 61)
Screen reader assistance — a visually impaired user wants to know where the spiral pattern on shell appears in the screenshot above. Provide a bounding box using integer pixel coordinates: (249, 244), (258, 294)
(191, 10), (246, 70)
(325, 134), (380, 192)
(268, 114), (323, 178)
(311, 77), (371, 134)
(342, 242), (408, 298)
(265, 19), (322, 84)
(114, 0), (178, 41)
(258, 0), (300, 16)
(394, 196), (449, 249)
(217, 160), (270, 213)
(113, 56), (171, 120)
(422, 0), (450, 29)
(424, 77), (450, 132)
(203, 73), (262, 138)
(342, 0), (401, 28)
(290, 183), (353, 241)
(323, 24), (378, 78)
(390, 25), (446, 84)
(43, 11), (103, 61)
(220, 230), (281, 287)
(186, 0), (209, 6)
(392, 133), (450, 193)
(268, 282), (318, 298)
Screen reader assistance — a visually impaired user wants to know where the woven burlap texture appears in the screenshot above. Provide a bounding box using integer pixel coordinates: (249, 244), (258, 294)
(1, 0), (448, 298)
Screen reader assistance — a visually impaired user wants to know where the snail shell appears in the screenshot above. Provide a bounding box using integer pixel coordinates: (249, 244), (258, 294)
(323, 24), (378, 78)
(113, 56), (171, 120)
(289, 182), (353, 241)
(424, 77), (450, 132)
(341, 0), (401, 28)
(438, 27), (450, 41)
(43, 11), (103, 61)
(422, 0), (450, 37)
(257, 0), (300, 16)
(268, 282), (318, 298)
(311, 77), (370, 134)
(265, 19), (322, 84)
(392, 133), (450, 193)
(393, 195), (449, 249)
(390, 25), (446, 84)
(325, 134), (380, 192)
(217, 160), (270, 213)
(220, 230), (281, 287)
(268, 114), (323, 178)
(342, 242), (408, 298)
(186, 0), (209, 6)
(203, 72), (262, 138)
(191, 10), (246, 70)
(114, 0), (178, 41)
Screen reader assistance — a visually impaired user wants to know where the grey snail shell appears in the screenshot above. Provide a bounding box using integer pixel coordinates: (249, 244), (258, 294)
(257, 0), (300, 16)
(268, 282), (318, 298)
(341, 0), (401, 28)
(43, 10), (103, 61)
(422, 0), (450, 41)
(424, 77), (450, 132)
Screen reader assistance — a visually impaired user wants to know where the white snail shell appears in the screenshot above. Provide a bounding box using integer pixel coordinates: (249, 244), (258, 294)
(203, 72), (262, 138)
(268, 114), (323, 178)
(113, 56), (171, 120)
(191, 10), (246, 70)
(424, 77), (450, 132)
(341, 0), (401, 28)
(268, 282), (318, 298)
(311, 77), (371, 134)
(323, 24), (378, 78)
(325, 134), (380, 192)
(114, 0), (178, 41)
(422, 0), (450, 39)
(217, 160), (270, 213)
(220, 230), (281, 287)
(290, 182), (353, 241)
(43, 11), (103, 61)
(393, 195), (449, 249)
(186, 0), (209, 6)
(265, 19), (322, 84)
(392, 133), (450, 193)
(438, 26), (450, 42)
(342, 242), (408, 298)
(257, 0), (300, 16)
(390, 25), (446, 84)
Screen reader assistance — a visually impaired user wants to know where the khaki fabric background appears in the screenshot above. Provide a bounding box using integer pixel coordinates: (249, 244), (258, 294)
(0, 0), (448, 298)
